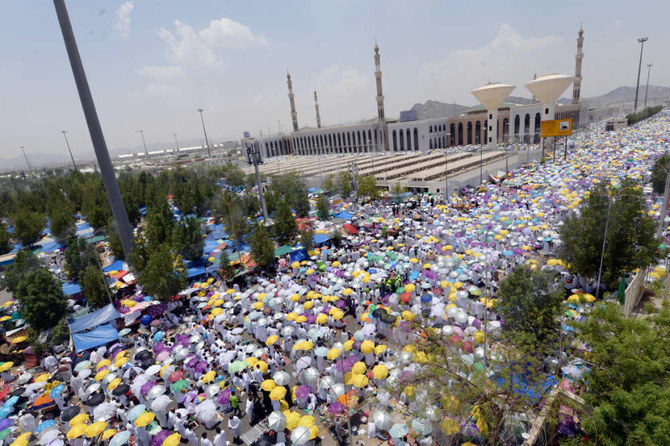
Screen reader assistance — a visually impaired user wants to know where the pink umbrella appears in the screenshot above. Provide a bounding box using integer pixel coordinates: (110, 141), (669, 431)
(168, 371), (185, 383)
(156, 351), (170, 362)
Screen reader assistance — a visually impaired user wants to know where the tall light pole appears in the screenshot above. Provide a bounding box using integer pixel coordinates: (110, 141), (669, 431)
(61, 130), (77, 170)
(139, 130), (149, 158)
(633, 37), (648, 112)
(246, 141), (269, 223)
(644, 64), (653, 108)
(53, 0), (133, 258)
(173, 133), (179, 152)
(19, 146), (33, 175)
(197, 108), (212, 157)
(444, 149), (450, 203)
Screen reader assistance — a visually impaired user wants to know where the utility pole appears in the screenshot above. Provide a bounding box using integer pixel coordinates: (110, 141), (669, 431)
(198, 108), (212, 157)
(444, 150), (449, 203)
(173, 133), (179, 152)
(53, 0), (133, 258)
(19, 146), (33, 175)
(246, 141), (268, 223)
(644, 64), (653, 108)
(61, 130), (77, 170)
(633, 37), (648, 112)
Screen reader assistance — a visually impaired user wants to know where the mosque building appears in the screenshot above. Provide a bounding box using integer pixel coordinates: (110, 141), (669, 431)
(241, 26), (587, 159)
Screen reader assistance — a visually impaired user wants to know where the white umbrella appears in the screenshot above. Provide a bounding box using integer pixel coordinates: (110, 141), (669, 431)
(151, 395), (173, 412)
(93, 402), (116, 421)
(295, 356), (312, 371)
(145, 365), (162, 376)
(195, 399), (216, 423)
(273, 371), (290, 386)
(147, 385), (166, 399)
(205, 384), (220, 398)
(267, 411), (286, 431)
(373, 411), (393, 431)
(291, 426), (311, 445)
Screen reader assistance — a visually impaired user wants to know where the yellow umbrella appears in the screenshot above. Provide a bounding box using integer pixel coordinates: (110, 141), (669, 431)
(374, 344), (387, 355)
(11, 336), (26, 345)
(270, 386), (287, 401)
(69, 413), (90, 426)
(0, 362), (13, 372)
(303, 301), (313, 310)
(346, 373), (369, 388)
(331, 309), (344, 321)
(256, 361), (269, 373)
(265, 335), (278, 346)
(96, 359), (111, 369)
(256, 293), (267, 301)
(252, 302), (264, 310)
(315, 314), (328, 325)
(10, 432), (31, 446)
(404, 283), (416, 293)
(342, 288), (353, 296)
(34, 373), (50, 383)
(409, 258), (419, 263)
(402, 310), (415, 321)
(292, 341), (314, 351)
(284, 411), (300, 430)
(309, 425), (319, 439)
(261, 379), (276, 391)
(134, 412), (156, 427)
(351, 361), (366, 375)
(210, 308), (223, 317)
(360, 340), (375, 354)
(245, 357), (259, 367)
(163, 433), (181, 446)
(0, 316), (11, 322)
(372, 364), (389, 380)
(327, 348), (341, 360)
(115, 356), (129, 368)
(67, 424), (87, 439)
(441, 417), (460, 435)
(202, 371), (216, 384)
(102, 429), (117, 440)
(298, 415), (316, 428)
(85, 421), (107, 438)
(342, 340), (354, 351)
(94, 369), (109, 381)
(108, 377), (122, 391)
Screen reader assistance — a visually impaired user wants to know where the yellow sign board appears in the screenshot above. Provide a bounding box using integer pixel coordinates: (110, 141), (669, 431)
(540, 118), (573, 137)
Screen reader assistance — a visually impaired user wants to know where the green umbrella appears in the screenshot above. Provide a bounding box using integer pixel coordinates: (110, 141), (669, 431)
(171, 380), (190, 393)
(228, 360), (247, 374)
(396, 287), (405, 295)
(0, 429), (11, 440)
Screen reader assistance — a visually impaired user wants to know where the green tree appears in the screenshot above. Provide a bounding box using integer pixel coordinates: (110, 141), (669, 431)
(49, 206), (75, 242)
(88, 204), (111, 230)
(218, 250), (235, 285)
(558, 179), (660, 288)
(337, 170), (352, 197)
(145, 194), (176, 248)
(223, 162), (246, 188)
(0, 221), (10, 255)
(651, 153), (670, 195)
(13, 210), (45, 247)
(81, 264), (109, 308)
(137, 244), (186, 302)
(391, 182), (408, 195)
(173, 216), (204, 261)
(64, 237), (98, 282)
(274, 201), (297, 245)
(571, 302), (670, 445)
(107, 228), (125, 260)
(1, 248), (41, 293)
(496, 265), (565, 353)
(300, 228), (314, 252)
(357, 174), (379, 199)
(316, 195), (330, 221)
(250, 223), (275, 270)
(322, 175), (336, 195)
(217, 192), (249, 245)
(15, 268), (67, 331)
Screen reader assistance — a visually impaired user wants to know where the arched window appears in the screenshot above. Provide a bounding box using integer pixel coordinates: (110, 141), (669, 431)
(413, 128), (418, 150)
(392, 130), (397, 151)
(514, 115), (520, 142)
(399, 129), (405, 150)
(475, 121), (481, 144)
(450, 123), (455, 146)
(467, 122), (473, 145)
(534, 113), (541, 144)
(457, 123), (463, 146)
(524, 114), (531, 143)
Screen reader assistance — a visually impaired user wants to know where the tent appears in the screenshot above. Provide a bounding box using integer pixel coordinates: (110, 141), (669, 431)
(274, 245), (293, 257)
(333, 211), (354, 220)
(289, 249), (309, 263)
(186, 266), (207, 278)
(62, 283), (82, 296)
(102, 260), (125, 273)
(68, 304), (121, 353)
(313, 234), (331, 245)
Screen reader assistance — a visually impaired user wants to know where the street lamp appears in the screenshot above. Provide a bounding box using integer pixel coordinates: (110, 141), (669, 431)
(644, 64), (653, 108)
(633, 37), (649, 112)
(198, 108), (212, 157)
(61, 130), (77, 170)
(173, 133), (180, 152)
(245, 141), (269, 223)
(19, 146), (32, 175)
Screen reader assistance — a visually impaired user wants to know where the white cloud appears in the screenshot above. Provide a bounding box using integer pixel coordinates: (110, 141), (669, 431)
(155, 17), (267, 67)
(113, 1), (134, 38)
(418, 24), (564, 104)
(137, 65), (185, 80)
(199, 18), (268, 49)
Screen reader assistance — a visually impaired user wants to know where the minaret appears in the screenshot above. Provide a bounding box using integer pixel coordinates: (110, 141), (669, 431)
(287, 72), (299, 131)
(572, 24), (584, 104)
(314, 90), (322, 128)
(374, 42), (388, 151)
(531, 72), (537, 103)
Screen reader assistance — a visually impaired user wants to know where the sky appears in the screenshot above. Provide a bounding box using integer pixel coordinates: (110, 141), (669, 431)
(1, 0), (668, 161)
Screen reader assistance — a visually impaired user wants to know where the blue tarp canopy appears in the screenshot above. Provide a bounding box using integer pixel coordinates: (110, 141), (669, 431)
(333, 211), (354, 220)
(68, 304), (120, 334)
(289, 249), (309, 263)
(186, 266), (207, 278)
(102, 260), (124, 273)
(37, 240), (65, 254)
(204, 240), (220, 254)
(62, 282), (82, 296)
(313, 234), (331, 245)
(72, 323), (119, 353)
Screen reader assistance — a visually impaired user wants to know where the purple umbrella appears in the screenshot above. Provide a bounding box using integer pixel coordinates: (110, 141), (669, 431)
(398, 370), (414, 383)
(153, 343), (167, 354)
(186, 358), (199, 368)
(217, 389), (231, 405)
(194, 361), (208, 374)
(295, 385), (311, 399)
(328, 402), (345, 414)
(183, 390), (198, 404)
(140, 381), (156, 396)
(0, 419), (12, 431)
(335, 300), (346, 309)
(335, 356), (357, 373)
(151, 430), (171, 446)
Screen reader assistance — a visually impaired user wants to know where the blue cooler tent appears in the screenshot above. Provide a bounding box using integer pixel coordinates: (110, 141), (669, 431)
(68, 304), (121, 352)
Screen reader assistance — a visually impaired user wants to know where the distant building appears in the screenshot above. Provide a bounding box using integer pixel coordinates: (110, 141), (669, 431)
(241, 26), (587, 158)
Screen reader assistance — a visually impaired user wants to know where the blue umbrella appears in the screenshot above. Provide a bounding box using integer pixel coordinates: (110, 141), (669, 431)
(50, 384), (65, 399)
(420, 294), (432, 303)
(109, 430), (132, 446)
(153, 331), (164, 342)
(0, 407), (12, 420)
(389, 423), (410, 438)
(503, 250), (514, 257)
(2, 396), (18, 409)
(35, 419), (56, 434)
